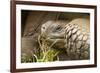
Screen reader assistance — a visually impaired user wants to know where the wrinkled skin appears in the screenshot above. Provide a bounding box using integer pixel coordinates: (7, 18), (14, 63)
(41, 20), (69, 49)
(41, 18), (90, 60)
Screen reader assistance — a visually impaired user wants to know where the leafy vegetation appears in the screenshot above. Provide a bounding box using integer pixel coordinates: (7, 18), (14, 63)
(21, 35), (59, 63)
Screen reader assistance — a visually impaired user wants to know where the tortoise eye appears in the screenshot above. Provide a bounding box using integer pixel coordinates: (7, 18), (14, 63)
(56, 26), (62, 30)
(53, 26), (62, 32)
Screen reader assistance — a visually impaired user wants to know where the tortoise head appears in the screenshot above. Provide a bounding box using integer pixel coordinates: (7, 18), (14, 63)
(41, 20), (68, 49)
(41, 20), (68, 40)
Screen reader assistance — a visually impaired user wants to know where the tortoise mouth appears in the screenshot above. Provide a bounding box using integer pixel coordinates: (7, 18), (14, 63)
(49, 36), (65, 39)
(46, 36), (65, 43)
(46, 33), (65, 39)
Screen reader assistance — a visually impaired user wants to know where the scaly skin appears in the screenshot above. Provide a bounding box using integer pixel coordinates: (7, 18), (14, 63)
(41, 18), (90, 60)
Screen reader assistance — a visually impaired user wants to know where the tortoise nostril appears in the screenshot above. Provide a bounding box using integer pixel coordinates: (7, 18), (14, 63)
(42, 27), (45, 29)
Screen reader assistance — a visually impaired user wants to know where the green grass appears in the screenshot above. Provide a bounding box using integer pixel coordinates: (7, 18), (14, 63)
(33, 49), (59, 62)
(21, 35), (59, 63)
